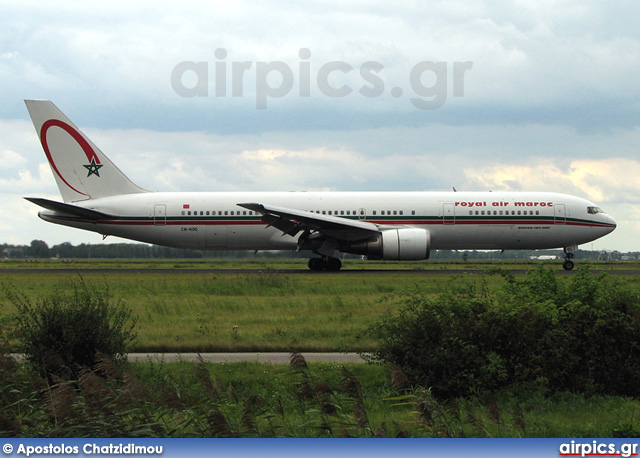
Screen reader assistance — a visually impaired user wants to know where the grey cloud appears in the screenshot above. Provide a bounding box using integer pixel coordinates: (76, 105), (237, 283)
(1, 1), (639, 250)
(1, 1), (639, 134)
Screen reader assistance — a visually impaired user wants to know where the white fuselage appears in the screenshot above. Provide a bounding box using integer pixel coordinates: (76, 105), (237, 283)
(38, 191), (616, 252)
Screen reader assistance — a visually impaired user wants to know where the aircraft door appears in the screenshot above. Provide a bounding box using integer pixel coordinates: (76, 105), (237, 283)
(154, 204), (166, 226)
(442, 203), (455, 224)
(554, 203), (566, 224)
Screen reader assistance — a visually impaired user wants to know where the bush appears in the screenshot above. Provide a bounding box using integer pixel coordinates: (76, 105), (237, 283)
(367, 267), (640, 398)
(6, 279), (137, 379)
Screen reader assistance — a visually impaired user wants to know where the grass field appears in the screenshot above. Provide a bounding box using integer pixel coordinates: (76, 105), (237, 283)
(2, 259), (640, 352)
(2, 257), (639, 270)
(3, 259), (640, 437)
(127, 359), (640, 438)
(7, 351), (640, 437)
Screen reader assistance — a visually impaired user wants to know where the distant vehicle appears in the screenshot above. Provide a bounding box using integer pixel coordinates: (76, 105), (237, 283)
(24, 100), (616, 271)
(531, 255), (560, 260)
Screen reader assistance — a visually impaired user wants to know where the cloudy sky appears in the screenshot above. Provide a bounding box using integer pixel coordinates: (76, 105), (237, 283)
(1, 0), (638, 251)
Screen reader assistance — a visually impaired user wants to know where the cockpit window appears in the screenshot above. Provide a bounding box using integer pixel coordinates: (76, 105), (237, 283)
(587, 206), (604, 214)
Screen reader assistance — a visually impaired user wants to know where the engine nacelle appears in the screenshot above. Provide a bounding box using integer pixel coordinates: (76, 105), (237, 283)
(349, 228), (431, 260)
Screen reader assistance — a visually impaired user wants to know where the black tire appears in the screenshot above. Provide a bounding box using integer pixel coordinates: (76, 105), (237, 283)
(308, 258), (327, 271)
(326, 257), (342, 271)
(563, 260), (575, 271)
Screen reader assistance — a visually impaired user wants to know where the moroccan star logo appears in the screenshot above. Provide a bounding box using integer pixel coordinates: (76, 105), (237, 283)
(83, 158), (103, 177)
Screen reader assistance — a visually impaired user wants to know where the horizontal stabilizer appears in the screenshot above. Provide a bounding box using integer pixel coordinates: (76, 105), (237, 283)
(25, 197), (113, 221)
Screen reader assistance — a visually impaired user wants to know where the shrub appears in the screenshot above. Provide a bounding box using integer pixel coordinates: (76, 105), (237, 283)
(367, 267), (640, 398)
(6, 279), (137, 379)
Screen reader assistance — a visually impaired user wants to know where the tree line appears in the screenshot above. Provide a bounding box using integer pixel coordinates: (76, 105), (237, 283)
(1, 240), (636, 261)
(1, 240), (306, 260)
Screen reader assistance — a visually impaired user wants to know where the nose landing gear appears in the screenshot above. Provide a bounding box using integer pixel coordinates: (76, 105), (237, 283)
(562, 246), (576, 271)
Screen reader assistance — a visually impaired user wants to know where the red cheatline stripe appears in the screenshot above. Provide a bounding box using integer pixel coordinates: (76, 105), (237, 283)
(103, 220), (266, 226)
(46, 215), (614, 229)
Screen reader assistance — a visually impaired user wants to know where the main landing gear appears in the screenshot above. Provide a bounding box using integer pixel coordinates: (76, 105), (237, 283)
(308, 257), (342, 271)
(562, 247), (576, 271)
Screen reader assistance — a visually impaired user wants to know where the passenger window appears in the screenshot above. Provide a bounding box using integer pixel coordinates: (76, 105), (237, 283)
(411, 211), (415, 215)
(393, 210), (397, 215)
(399, 210), (403, 215)
(372, 211), (376, 215)
(181, 211), (185, 216)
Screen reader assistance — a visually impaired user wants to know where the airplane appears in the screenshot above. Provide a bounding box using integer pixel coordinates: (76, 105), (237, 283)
(24, 100), (617, 271)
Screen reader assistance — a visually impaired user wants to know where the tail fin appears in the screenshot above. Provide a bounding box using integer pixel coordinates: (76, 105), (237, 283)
(25, 100), (148, 202)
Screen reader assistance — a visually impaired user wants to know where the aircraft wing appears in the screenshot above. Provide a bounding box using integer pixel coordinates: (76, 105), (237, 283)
(25, 197), (113, 221)
(238, 202), (381, 241)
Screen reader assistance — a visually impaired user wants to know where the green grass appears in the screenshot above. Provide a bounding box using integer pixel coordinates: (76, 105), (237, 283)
(112, 359), (640, 437)
(3, 261), (640, 438)
(2, 261), (640, 352)
(4, 350), (640, 438)
(2, 258), (640, 270)
(1, 271), (437, 351)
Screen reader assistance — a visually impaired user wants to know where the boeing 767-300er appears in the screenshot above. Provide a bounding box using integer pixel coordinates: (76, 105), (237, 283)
(24, 100), (616, 271)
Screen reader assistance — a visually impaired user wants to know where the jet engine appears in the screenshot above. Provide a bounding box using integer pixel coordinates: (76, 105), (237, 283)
(348, 228), (431, 260)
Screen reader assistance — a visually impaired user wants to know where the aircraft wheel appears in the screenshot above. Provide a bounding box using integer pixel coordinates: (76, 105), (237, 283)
(563, 260), (575, 271)
(308, 258), (327, 271)
(326, 257), (342, 271)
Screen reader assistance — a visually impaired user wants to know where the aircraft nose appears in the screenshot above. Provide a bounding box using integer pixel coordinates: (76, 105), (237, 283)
(605, 214), (617, 232)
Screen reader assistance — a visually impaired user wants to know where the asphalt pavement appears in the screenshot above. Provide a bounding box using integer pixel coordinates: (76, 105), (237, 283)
(127, 352), (367, 364)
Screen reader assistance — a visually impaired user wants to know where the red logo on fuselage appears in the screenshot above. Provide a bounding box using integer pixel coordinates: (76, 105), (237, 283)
(40, 119), (102, 196)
